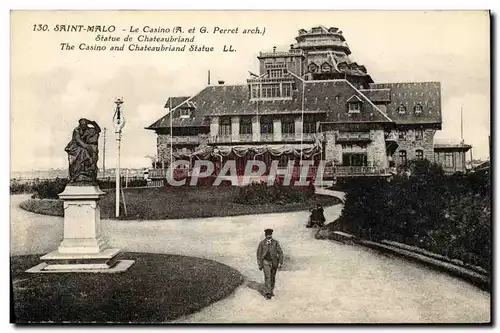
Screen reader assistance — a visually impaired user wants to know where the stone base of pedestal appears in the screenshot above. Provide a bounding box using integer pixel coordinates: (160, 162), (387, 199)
(57, 237), (108, 254)
(25, 184), (135, 273)
(26, 248), (134, 273)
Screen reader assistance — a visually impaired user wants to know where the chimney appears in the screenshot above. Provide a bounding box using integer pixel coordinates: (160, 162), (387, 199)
(273, 46), (277, 53)
(218, 80), (225, 85)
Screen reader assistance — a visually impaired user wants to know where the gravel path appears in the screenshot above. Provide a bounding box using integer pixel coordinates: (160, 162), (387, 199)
(10, 194), (490, 323)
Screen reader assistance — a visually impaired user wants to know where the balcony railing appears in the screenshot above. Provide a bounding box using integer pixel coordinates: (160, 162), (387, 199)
(336, 132), (371, 142)
(294, 40), (349, 48)
(147, 165), (388, 181)
(165, 135), (200, 145)
(260, 133), (274, 142)
(239, 134), (253, 142)
(281, 133), (296, 142)
(247, 76), (295, 84)
(208, 133), (320, 144)
(330, 166), (382, 176)
(302, 133), (319, 141)
(209, 134), (232, 143)
(265, 63), (288, 69)
(259, 49), (304, 57)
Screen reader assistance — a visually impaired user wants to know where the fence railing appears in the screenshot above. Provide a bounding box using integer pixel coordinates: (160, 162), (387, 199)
(336, 132), (372, 141)
(164, 135), (200, 145)
(259, 49), (303, 57)
(146, 165), (388, 181)
(10, 176), (148, 189)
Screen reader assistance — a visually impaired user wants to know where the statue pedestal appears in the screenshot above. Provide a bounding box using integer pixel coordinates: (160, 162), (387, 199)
(27, 185), (134, 273)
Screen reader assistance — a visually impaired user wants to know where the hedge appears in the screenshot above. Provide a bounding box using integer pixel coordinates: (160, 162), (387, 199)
(338, 159), (491, 271)
(26, 178), (148, 199)
(234, 180), (315, 205)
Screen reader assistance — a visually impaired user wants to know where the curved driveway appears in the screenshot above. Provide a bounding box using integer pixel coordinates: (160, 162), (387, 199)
(10, 194), (490, 323)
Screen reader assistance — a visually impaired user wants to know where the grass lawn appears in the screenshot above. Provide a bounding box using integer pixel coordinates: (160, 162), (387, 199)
(11, 252), (244, 323)
(20, 186), (341, 220)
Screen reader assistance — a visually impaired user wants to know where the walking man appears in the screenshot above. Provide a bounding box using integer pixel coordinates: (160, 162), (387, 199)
(256, 229), (284, 299)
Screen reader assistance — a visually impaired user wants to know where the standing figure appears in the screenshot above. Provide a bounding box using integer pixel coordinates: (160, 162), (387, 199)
(256, 229), (284, 300)
(65, 118), (101, 184)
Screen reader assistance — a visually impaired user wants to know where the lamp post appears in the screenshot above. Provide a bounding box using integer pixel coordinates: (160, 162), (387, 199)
(113, 98), (126, 218)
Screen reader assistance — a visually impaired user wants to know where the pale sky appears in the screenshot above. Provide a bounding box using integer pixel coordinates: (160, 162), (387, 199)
(10, 10), (490, 172)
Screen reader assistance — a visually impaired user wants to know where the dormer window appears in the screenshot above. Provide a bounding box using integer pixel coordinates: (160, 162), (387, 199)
(414, 103), (423, 113)
(179, 108), (191, 118)
(308, 62), (318, 73)
(321, 62), (332, 73)
(347, 95), (363, 113)
(398, 104), (407, 114)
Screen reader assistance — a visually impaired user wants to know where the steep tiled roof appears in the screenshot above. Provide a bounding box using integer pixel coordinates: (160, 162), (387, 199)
(434, 139), (472, 150)
(146, 79), (393, 130)
(359, 88), (391, 102)
(164, 96), (190, 109)
(370, 82), (442, 125)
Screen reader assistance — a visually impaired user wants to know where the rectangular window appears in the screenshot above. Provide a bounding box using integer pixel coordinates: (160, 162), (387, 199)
(219, 118), (231, 136)
(282, 83), (292, 97)
(268, 69), (283, 78)
(445, 152), (454, 168)
(262, 84), (281, 98)
(398, 131), (406, 140)
(179, 108), (190, 118)
(303, 122), (316, 133)
(415, 130), (424, 140)
(260, 117), (274, 134)
(348, 102), (361, 113)
(281, 119), (295, 134)
(434, 152), (439, 162)
(239, 117), (252, 135)
(399, 150), (407, 165)
(416, 149), (424, 160)
(251, 85), (260, 99)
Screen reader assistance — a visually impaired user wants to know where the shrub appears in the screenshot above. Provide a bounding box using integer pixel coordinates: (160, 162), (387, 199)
(10, 182), (35, 194)
(338, 159), (491, 270)
(234, 181), (315, 205)
(32, 178), (68, 199)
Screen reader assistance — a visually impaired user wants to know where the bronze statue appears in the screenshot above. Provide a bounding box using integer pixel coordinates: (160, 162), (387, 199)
(65, 118), (101, 184)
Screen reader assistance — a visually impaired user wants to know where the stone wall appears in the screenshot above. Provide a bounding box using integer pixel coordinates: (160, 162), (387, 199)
(324, 130), (342, 164)
(394, 128), (436, 165)
(156, 134), (197, 163)
(157, 134), (169, 163)
(368, 129), (388, 169)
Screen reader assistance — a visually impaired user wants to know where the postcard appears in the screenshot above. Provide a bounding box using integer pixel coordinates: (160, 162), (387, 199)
(10, 10), (491, 324)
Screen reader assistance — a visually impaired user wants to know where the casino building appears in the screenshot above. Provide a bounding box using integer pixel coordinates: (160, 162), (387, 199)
(146, 26), (469, 178)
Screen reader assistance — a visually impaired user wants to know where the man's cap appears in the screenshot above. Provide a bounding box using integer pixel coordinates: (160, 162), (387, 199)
(264, 228), (273, 235)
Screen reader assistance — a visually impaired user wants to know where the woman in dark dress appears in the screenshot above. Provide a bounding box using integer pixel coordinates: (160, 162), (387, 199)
(65, 118), (101, 184)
